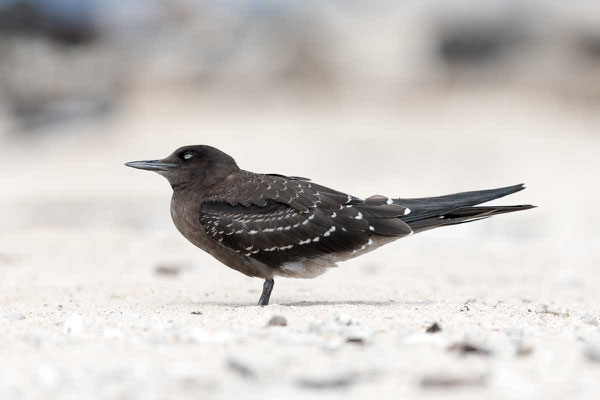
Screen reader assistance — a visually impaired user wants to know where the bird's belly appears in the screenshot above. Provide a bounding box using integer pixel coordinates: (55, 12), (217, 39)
(276, 259), (333, 279)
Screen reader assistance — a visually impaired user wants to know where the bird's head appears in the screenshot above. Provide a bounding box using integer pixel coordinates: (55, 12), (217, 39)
(125, 145), (239, 190)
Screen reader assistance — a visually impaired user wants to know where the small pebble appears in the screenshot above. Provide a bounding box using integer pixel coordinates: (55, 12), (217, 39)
(448, 342), (491, 356)
(420, 373), (487, 388)
(296, 372), (360, 389)
(154, 264), (183, 277)
(267, 315), (287, 327)
(346, 337), (364, 344)
(515, 343), (534, 357)
(426, 322), (442, 333)
(227, 359), (256, 378)
(585, 344), (600, 363)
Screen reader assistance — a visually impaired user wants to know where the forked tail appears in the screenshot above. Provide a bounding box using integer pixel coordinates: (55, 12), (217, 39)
(396, 184), (534, 233)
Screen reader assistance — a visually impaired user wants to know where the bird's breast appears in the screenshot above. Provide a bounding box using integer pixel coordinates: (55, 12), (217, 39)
(169, 194), (272, 278)
(170, 197), (209, 249)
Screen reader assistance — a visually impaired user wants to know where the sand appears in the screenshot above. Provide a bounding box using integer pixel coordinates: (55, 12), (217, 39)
(1, 88), (599, 399)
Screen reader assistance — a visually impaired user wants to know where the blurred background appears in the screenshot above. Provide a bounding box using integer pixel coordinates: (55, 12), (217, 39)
(0, 0), (600, 222)
(1, 0), (598, 270)
(1, 1), (600, 399)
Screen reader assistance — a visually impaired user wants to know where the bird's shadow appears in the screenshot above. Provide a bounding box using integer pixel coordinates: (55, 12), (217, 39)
(279, 300), (397, 307)
(187, 300), (432, 308)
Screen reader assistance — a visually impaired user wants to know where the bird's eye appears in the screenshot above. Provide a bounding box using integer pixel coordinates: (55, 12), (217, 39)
(182, 152), (194, 160)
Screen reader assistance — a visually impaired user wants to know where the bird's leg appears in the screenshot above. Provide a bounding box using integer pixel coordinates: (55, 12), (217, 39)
(257, 279), (274, 306)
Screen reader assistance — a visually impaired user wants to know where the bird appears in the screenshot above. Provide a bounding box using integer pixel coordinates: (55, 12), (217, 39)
(125, 145), (534, 306)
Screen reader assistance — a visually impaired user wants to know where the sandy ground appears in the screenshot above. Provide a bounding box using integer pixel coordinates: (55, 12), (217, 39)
(1, 88), (600, 399)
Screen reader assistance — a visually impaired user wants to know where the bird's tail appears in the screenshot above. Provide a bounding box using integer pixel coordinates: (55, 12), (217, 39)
(395, 184), (534, 233)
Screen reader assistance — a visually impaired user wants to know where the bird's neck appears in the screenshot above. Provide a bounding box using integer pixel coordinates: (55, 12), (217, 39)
(170, 164), (239, 192)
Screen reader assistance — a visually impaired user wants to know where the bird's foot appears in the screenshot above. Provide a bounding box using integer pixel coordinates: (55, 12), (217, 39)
(257, 279), (274, 306)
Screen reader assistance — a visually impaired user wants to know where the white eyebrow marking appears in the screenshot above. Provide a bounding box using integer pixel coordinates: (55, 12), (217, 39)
(183, 152), (194, 160)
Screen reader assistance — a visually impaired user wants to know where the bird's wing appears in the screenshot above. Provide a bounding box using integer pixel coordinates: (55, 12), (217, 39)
(199, 172), (412, 268)
(204, 171), (339, 212)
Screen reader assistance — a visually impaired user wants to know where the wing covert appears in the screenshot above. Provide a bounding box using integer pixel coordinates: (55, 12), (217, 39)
(199, 171), (412, 268)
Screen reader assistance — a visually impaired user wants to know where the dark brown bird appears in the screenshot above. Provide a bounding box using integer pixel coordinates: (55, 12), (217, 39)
(125, 145), (534, 305)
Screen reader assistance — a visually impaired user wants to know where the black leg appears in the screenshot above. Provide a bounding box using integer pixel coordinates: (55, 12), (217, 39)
(257, 279), (274, 306)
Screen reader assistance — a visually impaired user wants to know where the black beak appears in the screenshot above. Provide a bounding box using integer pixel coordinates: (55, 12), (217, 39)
(125, 160), (178, 172)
